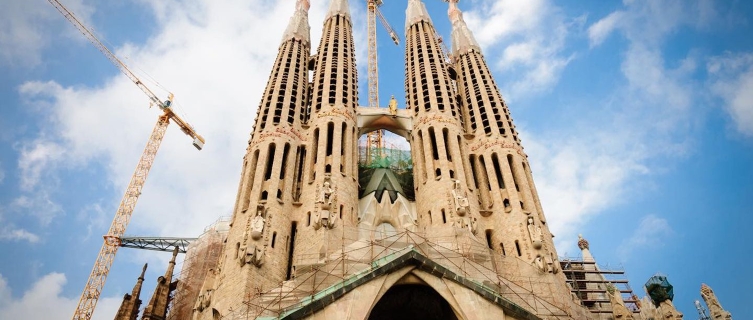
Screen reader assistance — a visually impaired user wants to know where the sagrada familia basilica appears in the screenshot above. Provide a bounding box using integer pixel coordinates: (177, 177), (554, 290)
(112, 0), (734, 319)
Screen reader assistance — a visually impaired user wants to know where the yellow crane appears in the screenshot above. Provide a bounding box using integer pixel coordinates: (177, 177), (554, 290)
(45, 1), (205, 319)
(365, 0), (399, 165)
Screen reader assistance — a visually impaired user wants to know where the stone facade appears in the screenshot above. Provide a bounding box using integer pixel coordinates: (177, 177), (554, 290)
(169, 0), (733, 319)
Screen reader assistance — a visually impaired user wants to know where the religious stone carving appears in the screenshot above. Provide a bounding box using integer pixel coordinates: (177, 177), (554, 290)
(545, 252), (559, 274)
(607, 285), (634, 319)
(527, 216), (543, 249)
(533, 254), (547, 273)
(195, 288), (212, 312)
(658, 300), (683, 319)
(388, 95), (398, 116)
(451, 179), (470, 216)
(243, 244), (264, 267)
(250, 204), (266, 240)
(314, 178), (336, 230)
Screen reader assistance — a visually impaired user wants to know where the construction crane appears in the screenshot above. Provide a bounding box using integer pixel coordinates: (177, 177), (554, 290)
(365, 0), (399, 166)
(46, 1), (205, 319)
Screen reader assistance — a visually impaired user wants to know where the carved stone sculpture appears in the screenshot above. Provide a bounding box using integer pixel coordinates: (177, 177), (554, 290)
(314, 179), (336, 230)
(701, 283), (732, 320)
(451, 179), (470, 216)
(250, 204), (266, 240)
(527, 217), (543, 249)
(388, 95), (398, 116)
(239, 244), (264, 267)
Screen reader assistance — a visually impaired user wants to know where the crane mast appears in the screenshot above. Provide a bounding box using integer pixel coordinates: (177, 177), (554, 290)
(365, 0), (399, 165)
(45, 1), (205, 319)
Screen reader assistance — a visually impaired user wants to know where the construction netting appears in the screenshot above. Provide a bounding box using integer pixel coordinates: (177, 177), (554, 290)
(645, 274), (674, 307)
(220, 226), (590, 320)
(358, 145), (412, 171)
(168, 217), (230, 320)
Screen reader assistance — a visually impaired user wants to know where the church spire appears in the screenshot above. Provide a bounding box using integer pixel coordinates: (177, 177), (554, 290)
(142, 248), (179, 320)
(281, 0), (311, 46)
(114, 264), (147, 320)
(447, 1), (480, 55)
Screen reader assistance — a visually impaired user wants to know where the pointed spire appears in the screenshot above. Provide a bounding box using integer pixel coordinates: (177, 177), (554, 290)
(281, 0), (311, 46)
(114, 264), (148, 320)
(326, 0), (351, 21)
(447, 0), (481, 55)
(406, 0), (433, 31)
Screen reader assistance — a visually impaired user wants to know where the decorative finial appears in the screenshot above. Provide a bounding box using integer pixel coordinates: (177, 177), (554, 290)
(577, 234), (589, 250)
(139, 263), (148, 279)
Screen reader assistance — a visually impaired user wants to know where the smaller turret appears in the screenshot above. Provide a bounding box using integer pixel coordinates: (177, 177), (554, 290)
(700, 283), (732, 320)
(142, 247), (179, 320)
(114, 264), (147, 320)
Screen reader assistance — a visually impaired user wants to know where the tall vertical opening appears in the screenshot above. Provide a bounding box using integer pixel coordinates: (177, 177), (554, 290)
(340, 122), (347, 173)
(515, 240), (521, 256)
(429, 127), (439, 160)
(264, 144), (276, 181)
(441, 209), (447, 224)
(442, 128), (452, 162)
(507, 154), (520, 191)
(485, 230), (493, 249)
(286, 222), (297, 280)
(491, 153), (505, 189)
(310, 128), (319, 181)
(326, 122), (334, 156)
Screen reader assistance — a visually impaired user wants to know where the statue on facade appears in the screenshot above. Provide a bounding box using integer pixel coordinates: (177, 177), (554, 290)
(388, 95), (398, 116)
(314, 178), (336, 229)
(527, 216), (543, 249)
(250, 204), (266, 240)
(451, 179), (470, 216)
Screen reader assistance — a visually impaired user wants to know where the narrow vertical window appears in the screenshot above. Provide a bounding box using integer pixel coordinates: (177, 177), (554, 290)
(515, 240), (522, 256)
(271, 231), (277, 248)
(326, 122), (334, 156)
(485, 230), (493, 249)
(279, 143), (290, 179)
(492, 153), (505, 189)
(442, 128), (452, 162)
(286, 222), (297, 280)
(507, 154), (520, 191)
(340, 122), (346, 173)
(264, 144), (276, 181)
(441, 209), (447, 224)
(310, 129), (319, 181)
(429, 127), (439, 160)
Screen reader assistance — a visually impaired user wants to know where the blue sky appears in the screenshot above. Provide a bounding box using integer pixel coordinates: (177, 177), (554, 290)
(0, 0), (751, 319)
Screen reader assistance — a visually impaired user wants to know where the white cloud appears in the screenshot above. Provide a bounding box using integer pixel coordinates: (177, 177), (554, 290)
(587, 11), (624, 47)
(0, 273), (120, 320)
(0, 0), (93, 68)
(618, 214), (673, 256)
(17, 138), (65, 192)
(17, 0), (331, 244)
(0, 227), (40, 243)
(463, 0), (577, 97)
(708, 52), (753, 136)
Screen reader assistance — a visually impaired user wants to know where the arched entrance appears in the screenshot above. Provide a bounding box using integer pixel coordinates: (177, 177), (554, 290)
(368, 284), (459, 320)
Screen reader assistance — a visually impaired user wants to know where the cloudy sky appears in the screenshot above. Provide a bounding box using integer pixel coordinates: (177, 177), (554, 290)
(0, 0), (751, 318)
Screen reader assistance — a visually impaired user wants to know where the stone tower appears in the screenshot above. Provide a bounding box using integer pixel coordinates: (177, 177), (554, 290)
(142, 248), (179, 320)
(114, 264), (147, 320)
(701, 283), (732, 319)
(185, 0), (597, 319)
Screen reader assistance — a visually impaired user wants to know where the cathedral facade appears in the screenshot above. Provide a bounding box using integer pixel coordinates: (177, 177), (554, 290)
(176, 0), (669, 319)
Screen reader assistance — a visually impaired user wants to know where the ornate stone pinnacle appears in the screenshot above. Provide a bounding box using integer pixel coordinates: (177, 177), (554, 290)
(577, 234), (590, 250)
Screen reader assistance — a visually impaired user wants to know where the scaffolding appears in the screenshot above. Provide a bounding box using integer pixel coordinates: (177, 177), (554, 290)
(560, 258), (641, 317)
(167, 217), (231, 320)
(220, 226), (591, 320)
